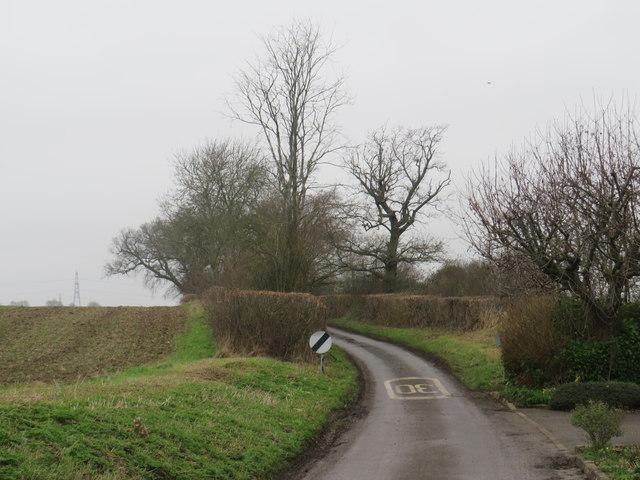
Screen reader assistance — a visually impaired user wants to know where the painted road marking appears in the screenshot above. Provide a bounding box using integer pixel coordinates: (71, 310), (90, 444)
(384, 377), (451, 400)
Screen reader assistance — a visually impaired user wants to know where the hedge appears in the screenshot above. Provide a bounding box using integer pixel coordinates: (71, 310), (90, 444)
(201, 287), (327, 362)
(549, 381), (640, 411)
(321, 294), (503, 331)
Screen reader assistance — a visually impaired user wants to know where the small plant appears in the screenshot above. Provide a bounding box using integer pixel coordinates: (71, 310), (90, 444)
(570, 400), (623, 451)
(130, 417), (151, 437)
(499, 385), (552, 407)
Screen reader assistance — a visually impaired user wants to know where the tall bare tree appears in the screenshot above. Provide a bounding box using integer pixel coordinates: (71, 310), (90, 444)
(464, 100), (640, 336)
(340, 126), (450, 291)
(228, 20), (348, 292)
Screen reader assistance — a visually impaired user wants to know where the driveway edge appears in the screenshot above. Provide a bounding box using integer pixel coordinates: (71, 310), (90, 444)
(504, 401), (611, 480)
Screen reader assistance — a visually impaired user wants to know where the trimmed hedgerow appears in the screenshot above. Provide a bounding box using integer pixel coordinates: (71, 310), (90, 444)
(201, 287), (326, 362)
(321, 294), (502, 331)
(549, 381), (640, 411)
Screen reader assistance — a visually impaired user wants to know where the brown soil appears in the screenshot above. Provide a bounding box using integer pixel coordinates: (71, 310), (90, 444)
(0, 306), (189, 384)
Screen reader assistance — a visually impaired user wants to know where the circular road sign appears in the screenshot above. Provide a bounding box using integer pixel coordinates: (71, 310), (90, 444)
(309, 330), (332, 354)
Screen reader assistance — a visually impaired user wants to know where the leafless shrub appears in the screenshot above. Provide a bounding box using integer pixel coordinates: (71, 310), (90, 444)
(201, 287), (327, 362)
(501, 294), (568, 386)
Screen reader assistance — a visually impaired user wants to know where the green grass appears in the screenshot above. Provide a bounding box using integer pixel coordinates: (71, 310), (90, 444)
(167, 303), (215, 363)
(330, 316), (557, 406)
(331, 316), (503, 392)
(106, 303), (216, 381)
(580, 446), (640, 480)
(0, 306), (359, 479)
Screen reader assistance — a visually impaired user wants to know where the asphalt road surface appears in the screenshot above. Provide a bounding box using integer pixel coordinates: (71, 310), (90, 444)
(296, 328), (586, 480)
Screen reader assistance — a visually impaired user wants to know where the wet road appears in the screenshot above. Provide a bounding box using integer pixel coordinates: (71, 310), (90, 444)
(297, 328), (585, 480)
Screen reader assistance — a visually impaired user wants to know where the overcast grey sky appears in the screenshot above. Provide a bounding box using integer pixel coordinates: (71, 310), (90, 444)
(1, 0), (638, 306)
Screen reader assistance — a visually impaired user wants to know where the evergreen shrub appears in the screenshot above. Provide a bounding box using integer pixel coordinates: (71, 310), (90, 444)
(550, 381), (640, 411)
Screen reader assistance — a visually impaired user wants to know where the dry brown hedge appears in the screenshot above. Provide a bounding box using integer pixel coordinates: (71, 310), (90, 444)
(201, 287), (327, 362)
(321, 294), (503, 331)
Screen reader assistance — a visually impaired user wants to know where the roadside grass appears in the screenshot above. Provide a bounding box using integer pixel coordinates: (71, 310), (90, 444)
(330, 316), (503, 391)
(0, 353), (358, 480)
(329, 317), (555, 406)
(0, 305), (359, 479)
(580, 446), (640, 480)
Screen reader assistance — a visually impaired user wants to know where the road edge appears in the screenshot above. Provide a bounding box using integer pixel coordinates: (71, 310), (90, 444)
(330, 323), (612, 480)
(504, 401), (612, 480)
(275, 345), (371, 480)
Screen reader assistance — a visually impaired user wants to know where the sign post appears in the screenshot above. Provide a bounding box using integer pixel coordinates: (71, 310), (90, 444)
(309, 330), (332, 374)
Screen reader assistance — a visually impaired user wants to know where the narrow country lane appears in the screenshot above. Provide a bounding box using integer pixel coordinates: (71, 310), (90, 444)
(296, 328), (585, 480)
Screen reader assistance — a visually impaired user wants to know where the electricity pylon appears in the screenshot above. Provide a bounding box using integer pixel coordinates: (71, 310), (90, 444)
(72, 271), (81, 307)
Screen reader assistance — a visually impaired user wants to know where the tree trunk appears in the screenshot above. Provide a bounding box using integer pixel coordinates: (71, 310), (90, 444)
(383, 231), (400, 292)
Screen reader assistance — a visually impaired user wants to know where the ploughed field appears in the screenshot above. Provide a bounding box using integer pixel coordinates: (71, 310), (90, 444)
(0, 306), (189, 384)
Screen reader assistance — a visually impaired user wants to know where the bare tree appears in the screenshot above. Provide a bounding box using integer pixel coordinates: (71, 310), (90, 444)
(106, 218), (188, 295)
(9, 300), (29, 307)
(228, 20), (348, 292)
(340, 126), (450, 291)
(106, 140), (268, 295)
(245, 188), (348, 292)
(464, 99), (640, 336)
(424, 259), (500, 297)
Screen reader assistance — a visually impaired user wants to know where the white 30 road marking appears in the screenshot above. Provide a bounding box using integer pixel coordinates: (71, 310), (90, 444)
(384, 377), (451, 400)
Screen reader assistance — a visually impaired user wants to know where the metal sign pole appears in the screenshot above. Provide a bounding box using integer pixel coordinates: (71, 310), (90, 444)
(320, 354), (325, 375)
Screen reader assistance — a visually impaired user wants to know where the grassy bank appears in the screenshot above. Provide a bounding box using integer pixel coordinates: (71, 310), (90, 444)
(331, 316), (503, 392)
(0, 305), (359, 479)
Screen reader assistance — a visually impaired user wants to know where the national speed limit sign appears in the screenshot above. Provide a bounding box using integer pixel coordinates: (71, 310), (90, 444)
(309, 331), (332, 354)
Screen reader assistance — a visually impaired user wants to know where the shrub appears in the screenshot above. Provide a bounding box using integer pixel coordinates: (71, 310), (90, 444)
(570, 400), (623, 450)
(609, 318), (640, 383)
(180, 294), (199, 304)
(321, 295), (367, 320)
(559, 338), (611, 382)
(201, 287), (326, 362)
(559, 317), (640, 384)
(550, 381), (640, 411)
(501, 294), (569, 387)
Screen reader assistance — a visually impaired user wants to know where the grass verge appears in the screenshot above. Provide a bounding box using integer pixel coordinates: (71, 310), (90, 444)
(330, 317), (553, 406)
(0, 306), (359, 479)
(580, 446), (640, 480)
(330, 316), (503, 391)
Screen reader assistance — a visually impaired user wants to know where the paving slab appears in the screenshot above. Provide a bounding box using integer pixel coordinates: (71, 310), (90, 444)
(520, 407), (640, 451)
